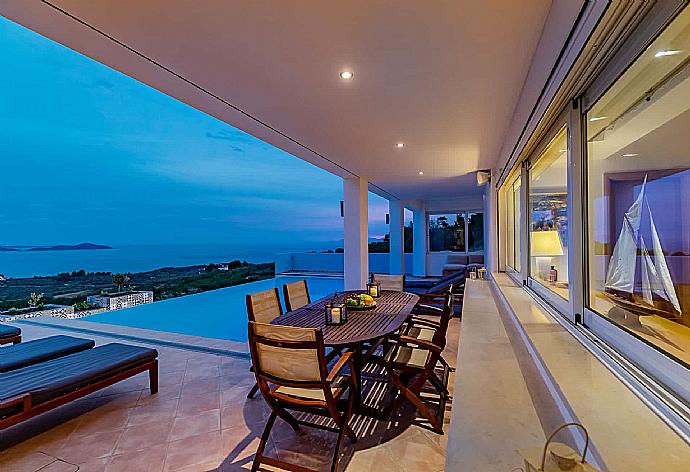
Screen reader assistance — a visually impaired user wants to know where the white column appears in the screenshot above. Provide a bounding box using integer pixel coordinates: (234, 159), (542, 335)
(343, 177), (369, 290)
(412, 206), (427, 276)
(388, 200), (405, 275)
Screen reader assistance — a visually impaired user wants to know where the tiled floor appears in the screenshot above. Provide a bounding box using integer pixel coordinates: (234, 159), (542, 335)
(0, 320), (459, 471)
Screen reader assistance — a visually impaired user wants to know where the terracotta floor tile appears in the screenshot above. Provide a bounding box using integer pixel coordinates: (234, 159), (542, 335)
(180, 377), (220, 396)
(177, 390), (220, 417)
(58, 429), (122, 463)
(219, 427), (276, 471)
(72, 408), (131, 435)
(169, 409), (221, 441)
(0, 451), (56, 472)
(127, 398), (179, 427)
(114, 418), (174, 453)
(164, 430), (223, 471)
(36, 459), (79, 472)
(74, 457), (110, 472)
(107, 443), (168, 472)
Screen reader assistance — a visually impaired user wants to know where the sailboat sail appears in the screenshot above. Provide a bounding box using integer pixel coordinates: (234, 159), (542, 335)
(640, 238), (655, 306)
(606, 174), (682, 315)
(605, 176), (647, 293)
(649, 209), (682, 313)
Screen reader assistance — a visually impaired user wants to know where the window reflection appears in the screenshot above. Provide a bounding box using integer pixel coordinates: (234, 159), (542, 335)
(587, 6), (690, 364)
(529, 128), (569, 300)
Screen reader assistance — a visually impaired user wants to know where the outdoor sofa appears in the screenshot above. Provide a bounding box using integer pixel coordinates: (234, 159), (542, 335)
(0, 342), (158, 429)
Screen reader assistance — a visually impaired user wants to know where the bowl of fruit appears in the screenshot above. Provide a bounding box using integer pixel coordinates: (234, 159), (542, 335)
(345, 294), (376, 310)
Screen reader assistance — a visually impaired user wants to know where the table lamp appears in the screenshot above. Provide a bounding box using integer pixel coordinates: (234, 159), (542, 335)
(530, 231), (563, 281)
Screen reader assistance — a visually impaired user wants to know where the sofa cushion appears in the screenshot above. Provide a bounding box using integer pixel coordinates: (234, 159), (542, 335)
(468, 254), (485, 264)
(445, 255), (469, 265)
(0, 324), (20, 340)
(0, 335), (95, 373)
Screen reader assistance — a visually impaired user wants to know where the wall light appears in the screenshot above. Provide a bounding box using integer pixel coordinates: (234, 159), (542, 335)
(339, 71), (354, 79)
(418, 171), (424, 175)
(396, 143), (404, 148)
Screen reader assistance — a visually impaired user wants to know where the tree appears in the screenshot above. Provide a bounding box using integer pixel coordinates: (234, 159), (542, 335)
(28, 292), (44, 308)
(112, 273), (130, 292)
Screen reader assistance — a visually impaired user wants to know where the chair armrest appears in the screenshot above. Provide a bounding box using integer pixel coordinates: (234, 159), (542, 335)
(397, 335), (443, 353)
(326, 351), (354, 383)
(412, 304), (443, 315)
(409, 316), (442, 328)
(417, 292), (446, 301)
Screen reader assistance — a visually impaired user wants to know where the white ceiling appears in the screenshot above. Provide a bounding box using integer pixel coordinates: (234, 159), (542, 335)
(2, 0), (557, 201)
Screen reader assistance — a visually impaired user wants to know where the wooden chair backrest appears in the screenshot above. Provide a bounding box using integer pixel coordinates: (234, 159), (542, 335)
(248, 322), (330, 399)
(283, 280), (311, 312)
(371, 273), (405, 291)
(431, 290), (455, 350)
(246, 288), (283, 324)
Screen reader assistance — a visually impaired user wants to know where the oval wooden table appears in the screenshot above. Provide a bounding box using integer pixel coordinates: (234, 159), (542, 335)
(271, 290), (420, 413)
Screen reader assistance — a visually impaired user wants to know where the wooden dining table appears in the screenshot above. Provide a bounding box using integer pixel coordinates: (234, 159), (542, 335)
(271, 290), (420, 412)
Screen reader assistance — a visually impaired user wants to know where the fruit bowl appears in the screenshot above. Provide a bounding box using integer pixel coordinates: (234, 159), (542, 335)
(345, 294), (377, 310)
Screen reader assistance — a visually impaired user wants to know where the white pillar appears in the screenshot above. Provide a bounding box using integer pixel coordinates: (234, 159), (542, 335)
(343, 177), (369, 290)
(389, 200), (405, 275)
(412, 206), (427, 276)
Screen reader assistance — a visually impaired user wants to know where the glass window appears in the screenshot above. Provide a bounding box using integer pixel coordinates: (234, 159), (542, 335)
(587, 6), (690, 365)
(467, 212), (484, 252)
(529, 128), (569, 300)
(506, 176), (522, 271)
(429, 213), (466, 252)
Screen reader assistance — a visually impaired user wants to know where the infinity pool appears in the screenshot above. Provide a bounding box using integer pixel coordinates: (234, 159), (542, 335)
(83, 275), (343, 342)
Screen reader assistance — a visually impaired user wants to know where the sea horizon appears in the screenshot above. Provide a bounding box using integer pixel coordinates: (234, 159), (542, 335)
(0, 241), (343, 278)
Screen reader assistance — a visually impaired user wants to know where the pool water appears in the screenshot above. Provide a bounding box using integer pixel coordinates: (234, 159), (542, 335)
(83, 275), (343, 342)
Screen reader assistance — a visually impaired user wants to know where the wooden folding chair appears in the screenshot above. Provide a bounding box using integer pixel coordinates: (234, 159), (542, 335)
(383, 291), (454, 434)
(371, 273), (405, 291)
(282, 279), (311, 312)
(246, 288), (283, 399)
(248, 322), (358, 472)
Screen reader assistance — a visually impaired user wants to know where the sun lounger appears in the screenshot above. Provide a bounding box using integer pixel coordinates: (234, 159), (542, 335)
(0, 325), (21, 346)
(0, 335), (95, 373)
(0, 343), (158, 429)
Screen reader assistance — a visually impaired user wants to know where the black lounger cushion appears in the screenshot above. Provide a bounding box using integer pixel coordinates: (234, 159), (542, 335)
(428, 273), (465, 294)
(0, 343), (157, 418)
(0, 335), (95, 373)
(0, 324), (20, 340)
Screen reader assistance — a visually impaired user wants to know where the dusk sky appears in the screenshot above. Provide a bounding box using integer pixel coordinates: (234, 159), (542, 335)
(0, 17), (394, 247)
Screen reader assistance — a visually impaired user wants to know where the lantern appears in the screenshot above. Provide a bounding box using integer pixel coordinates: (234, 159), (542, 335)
(517, 423), (599, 472)
(366, 281), (381, 298)
(325, 295), (347, 325)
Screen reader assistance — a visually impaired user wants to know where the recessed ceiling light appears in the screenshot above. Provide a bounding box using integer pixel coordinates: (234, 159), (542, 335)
(589, 116), (607, 122)
(622, 153), (640, 158)
(655, 50), (682, 58)
(339, 71), (354, 79)
(418, 171), (424, 175)
(396, 143), (404, 148)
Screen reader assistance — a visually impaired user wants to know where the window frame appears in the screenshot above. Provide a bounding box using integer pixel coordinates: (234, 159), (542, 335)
(525, 118), (572, 318)
(581, 3), (690, 409)
(426, 210), (484, 254)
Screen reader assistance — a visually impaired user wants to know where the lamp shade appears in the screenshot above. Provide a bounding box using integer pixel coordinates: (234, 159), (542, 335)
(530, 231), (564, 257)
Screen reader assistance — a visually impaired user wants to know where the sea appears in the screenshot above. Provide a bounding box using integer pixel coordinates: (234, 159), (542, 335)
(0, 242), (340, 278)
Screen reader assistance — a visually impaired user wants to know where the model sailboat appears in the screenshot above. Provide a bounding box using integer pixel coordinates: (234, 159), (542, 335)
(605, 175), (682, 319)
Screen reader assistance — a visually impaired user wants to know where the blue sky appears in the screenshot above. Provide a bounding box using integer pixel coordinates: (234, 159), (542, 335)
(0, 17), (392, 247)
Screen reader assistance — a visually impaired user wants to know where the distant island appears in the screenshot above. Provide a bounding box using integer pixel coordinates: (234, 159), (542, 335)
(0, 242), (114, 252)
